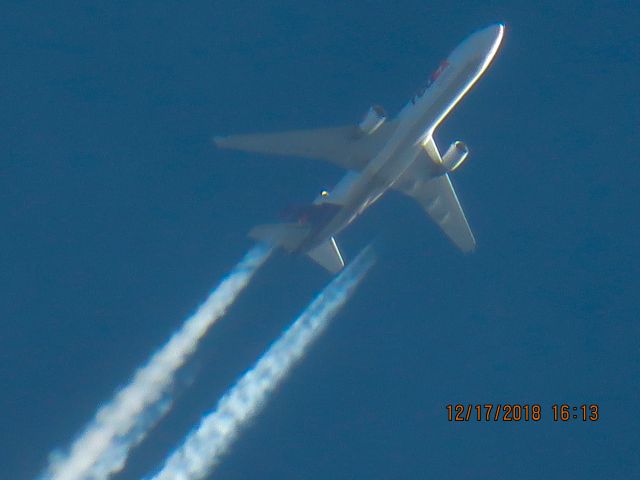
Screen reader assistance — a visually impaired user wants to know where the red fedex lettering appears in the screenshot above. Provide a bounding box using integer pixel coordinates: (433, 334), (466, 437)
(412, 60), (452, 104)
(430, 60), (450, 83)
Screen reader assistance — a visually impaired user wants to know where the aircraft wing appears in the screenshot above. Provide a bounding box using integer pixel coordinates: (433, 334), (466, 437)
(393, 137), (475, 252)
(397, 173), (476, 252)
(214, 121), (398, 171)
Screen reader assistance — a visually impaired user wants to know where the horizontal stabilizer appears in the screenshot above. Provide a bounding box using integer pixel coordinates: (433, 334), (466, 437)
(306, 237), (345, 273)
(249, 223), (310, 252)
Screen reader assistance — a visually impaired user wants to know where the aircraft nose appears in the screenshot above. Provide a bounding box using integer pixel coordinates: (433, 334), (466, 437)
(473, 23), (505, 53)
(448, 23), (505, 66)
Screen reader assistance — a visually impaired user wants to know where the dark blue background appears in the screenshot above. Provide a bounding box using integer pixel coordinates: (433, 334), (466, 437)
(2, 1), (638, 478)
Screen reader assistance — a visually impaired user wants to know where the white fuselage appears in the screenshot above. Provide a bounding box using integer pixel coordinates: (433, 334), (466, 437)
(299, 24), (504, 252)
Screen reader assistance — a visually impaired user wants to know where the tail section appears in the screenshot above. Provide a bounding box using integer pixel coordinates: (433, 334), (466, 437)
(249, 223), (310, 251)
(306, 237), (344, 273)
(249, 223), (344, 273)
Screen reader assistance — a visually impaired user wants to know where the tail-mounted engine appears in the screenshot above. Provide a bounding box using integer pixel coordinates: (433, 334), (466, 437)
(441, 141), (469, 172)
(358, 105), (387, 135)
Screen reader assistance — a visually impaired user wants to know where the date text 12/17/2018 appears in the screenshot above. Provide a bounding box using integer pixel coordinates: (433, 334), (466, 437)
(446, 404), (599, 422)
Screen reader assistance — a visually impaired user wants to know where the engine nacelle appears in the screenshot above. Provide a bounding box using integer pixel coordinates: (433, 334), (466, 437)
(358, 105), (386, 135)
(441, 141), (469, 172)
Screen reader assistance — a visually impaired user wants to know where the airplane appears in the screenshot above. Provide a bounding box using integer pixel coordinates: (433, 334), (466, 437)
(215, 24), (505, 273)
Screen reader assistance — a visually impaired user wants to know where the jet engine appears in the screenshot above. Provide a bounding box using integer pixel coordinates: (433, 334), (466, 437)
(357, 105), (386, 135)
(441, 141), (469, 172)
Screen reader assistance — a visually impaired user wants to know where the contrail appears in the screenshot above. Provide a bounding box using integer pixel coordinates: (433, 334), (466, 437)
(149, 246), (375, 480)
(40, 244), (272, 480)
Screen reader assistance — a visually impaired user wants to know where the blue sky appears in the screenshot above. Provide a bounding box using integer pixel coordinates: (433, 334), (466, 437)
(2, 1), (638, 479)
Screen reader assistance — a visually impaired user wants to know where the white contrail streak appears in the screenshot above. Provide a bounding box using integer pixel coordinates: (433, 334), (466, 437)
(149, 246), (375, 480)
(40, 244), (272, 480)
